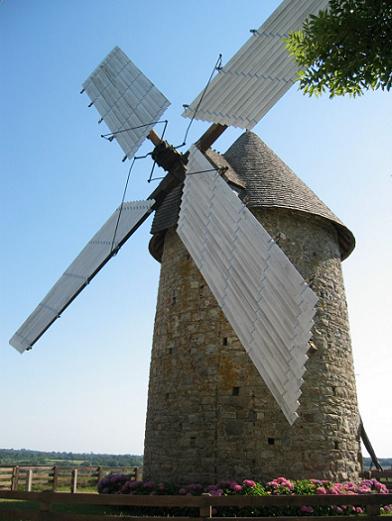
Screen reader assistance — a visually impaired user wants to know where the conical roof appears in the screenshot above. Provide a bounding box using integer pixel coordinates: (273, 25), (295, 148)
(224, 132), (355, 259)
(150, 131), (355, 261)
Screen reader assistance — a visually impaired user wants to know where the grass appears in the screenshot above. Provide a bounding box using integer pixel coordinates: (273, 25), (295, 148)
(0, 498), (125, 516)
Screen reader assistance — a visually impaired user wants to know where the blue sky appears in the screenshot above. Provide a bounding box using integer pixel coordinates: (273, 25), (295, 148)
(1, 1), (391, 458)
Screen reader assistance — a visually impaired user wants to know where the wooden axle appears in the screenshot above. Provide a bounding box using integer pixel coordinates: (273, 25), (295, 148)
(148, 123), (227, 152)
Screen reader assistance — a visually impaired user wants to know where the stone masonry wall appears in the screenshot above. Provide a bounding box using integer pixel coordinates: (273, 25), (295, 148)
(143, 208), (362, 484)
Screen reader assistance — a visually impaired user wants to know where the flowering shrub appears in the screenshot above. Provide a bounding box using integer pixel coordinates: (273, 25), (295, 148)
(97, 474), (391, 516)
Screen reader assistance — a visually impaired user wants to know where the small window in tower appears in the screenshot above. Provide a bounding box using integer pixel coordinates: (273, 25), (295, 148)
(172, 290), (177, 305)
(267, 437), (275, 445)
(190, 436), (196, 447)
(232, 386), (240, 396)
(166, 393), (170, 400)
(223, 337), (228, 346)
(334, 441), (339, 450)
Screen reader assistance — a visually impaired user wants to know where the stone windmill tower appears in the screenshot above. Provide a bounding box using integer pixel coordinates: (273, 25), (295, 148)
(144, 131), (362, 484)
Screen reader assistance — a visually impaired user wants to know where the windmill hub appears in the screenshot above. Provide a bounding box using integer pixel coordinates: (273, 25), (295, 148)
(151, 141), (187, 174)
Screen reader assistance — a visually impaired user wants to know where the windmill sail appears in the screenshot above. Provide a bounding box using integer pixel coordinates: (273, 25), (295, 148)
(177, 147), (317, 424)
(83, 46), (170, 159)
(9, 200), (154, 353)
(183, 0), (330, 129)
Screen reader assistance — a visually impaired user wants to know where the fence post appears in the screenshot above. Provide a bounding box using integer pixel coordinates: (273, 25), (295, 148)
(200, 494), (212, 518)
(39, 495), (51, 521)
(26, 469), (33, 492)
(367, 504), (381, 520)
(97, 466), (104, 484)
(71, 468), (78, 493)
(52, 466), (58, 491)
(11, 466), (19, 491)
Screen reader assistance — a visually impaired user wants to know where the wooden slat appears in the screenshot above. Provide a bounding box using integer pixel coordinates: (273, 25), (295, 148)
(36, 516), (199, 521)
(0, 509), (40, 521)
(214, 518), (379, 521)
(17, 467), (54, 471)
(0, 488), (391, 521)
(1, 490), (392, 507)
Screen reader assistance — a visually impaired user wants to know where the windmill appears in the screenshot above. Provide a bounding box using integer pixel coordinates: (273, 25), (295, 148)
(9, 0), (364, 482)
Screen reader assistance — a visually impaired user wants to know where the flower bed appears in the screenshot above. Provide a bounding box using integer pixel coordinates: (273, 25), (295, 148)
(97, 475), (391, 516)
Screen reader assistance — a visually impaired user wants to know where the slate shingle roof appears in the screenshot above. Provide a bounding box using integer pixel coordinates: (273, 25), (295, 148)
(150, 131), (355, 261)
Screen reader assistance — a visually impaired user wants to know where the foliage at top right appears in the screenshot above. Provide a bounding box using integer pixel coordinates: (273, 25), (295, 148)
(286, 0), (392, 97)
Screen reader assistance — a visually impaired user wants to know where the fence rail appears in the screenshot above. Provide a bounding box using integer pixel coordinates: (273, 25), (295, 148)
(0, 490), (391, 521)
(0, 466), (142, 493)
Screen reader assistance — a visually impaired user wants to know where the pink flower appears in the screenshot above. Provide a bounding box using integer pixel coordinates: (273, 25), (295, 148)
(243, 479), (256, 488)
(328, 485), (340, 495)
(267, 477), (294, 491)
(179, 488), (187, 495)
(300, 505), (314, 514)
(374, 481), (388, 493)
(316, 486), (327, 495)
(232, 484), (243, 492)
(210, 488), (224, 496)
(143, 481), (155, 489)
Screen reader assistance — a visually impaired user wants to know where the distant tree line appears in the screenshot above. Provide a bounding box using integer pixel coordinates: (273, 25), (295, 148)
(1, 449), (389, 471)
(363, 457), (392, 470)
(0, 448), (143, 467)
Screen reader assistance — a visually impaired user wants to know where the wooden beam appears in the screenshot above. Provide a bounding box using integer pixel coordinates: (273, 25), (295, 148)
(360, 417), (383, 471)
(147, 129), (163, 146)
(195, 123), (227, 152)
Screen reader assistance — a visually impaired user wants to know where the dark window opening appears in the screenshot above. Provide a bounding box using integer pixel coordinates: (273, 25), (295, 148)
(334, 441), (339, 450)
(267, 437), (275, 445)
(223, 337), (228, 346)
(232, 386), (240, 396)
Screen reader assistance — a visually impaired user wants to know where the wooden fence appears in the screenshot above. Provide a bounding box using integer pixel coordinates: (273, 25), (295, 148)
(0, 466), (142, 493)
(0, 490), (391, 521)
